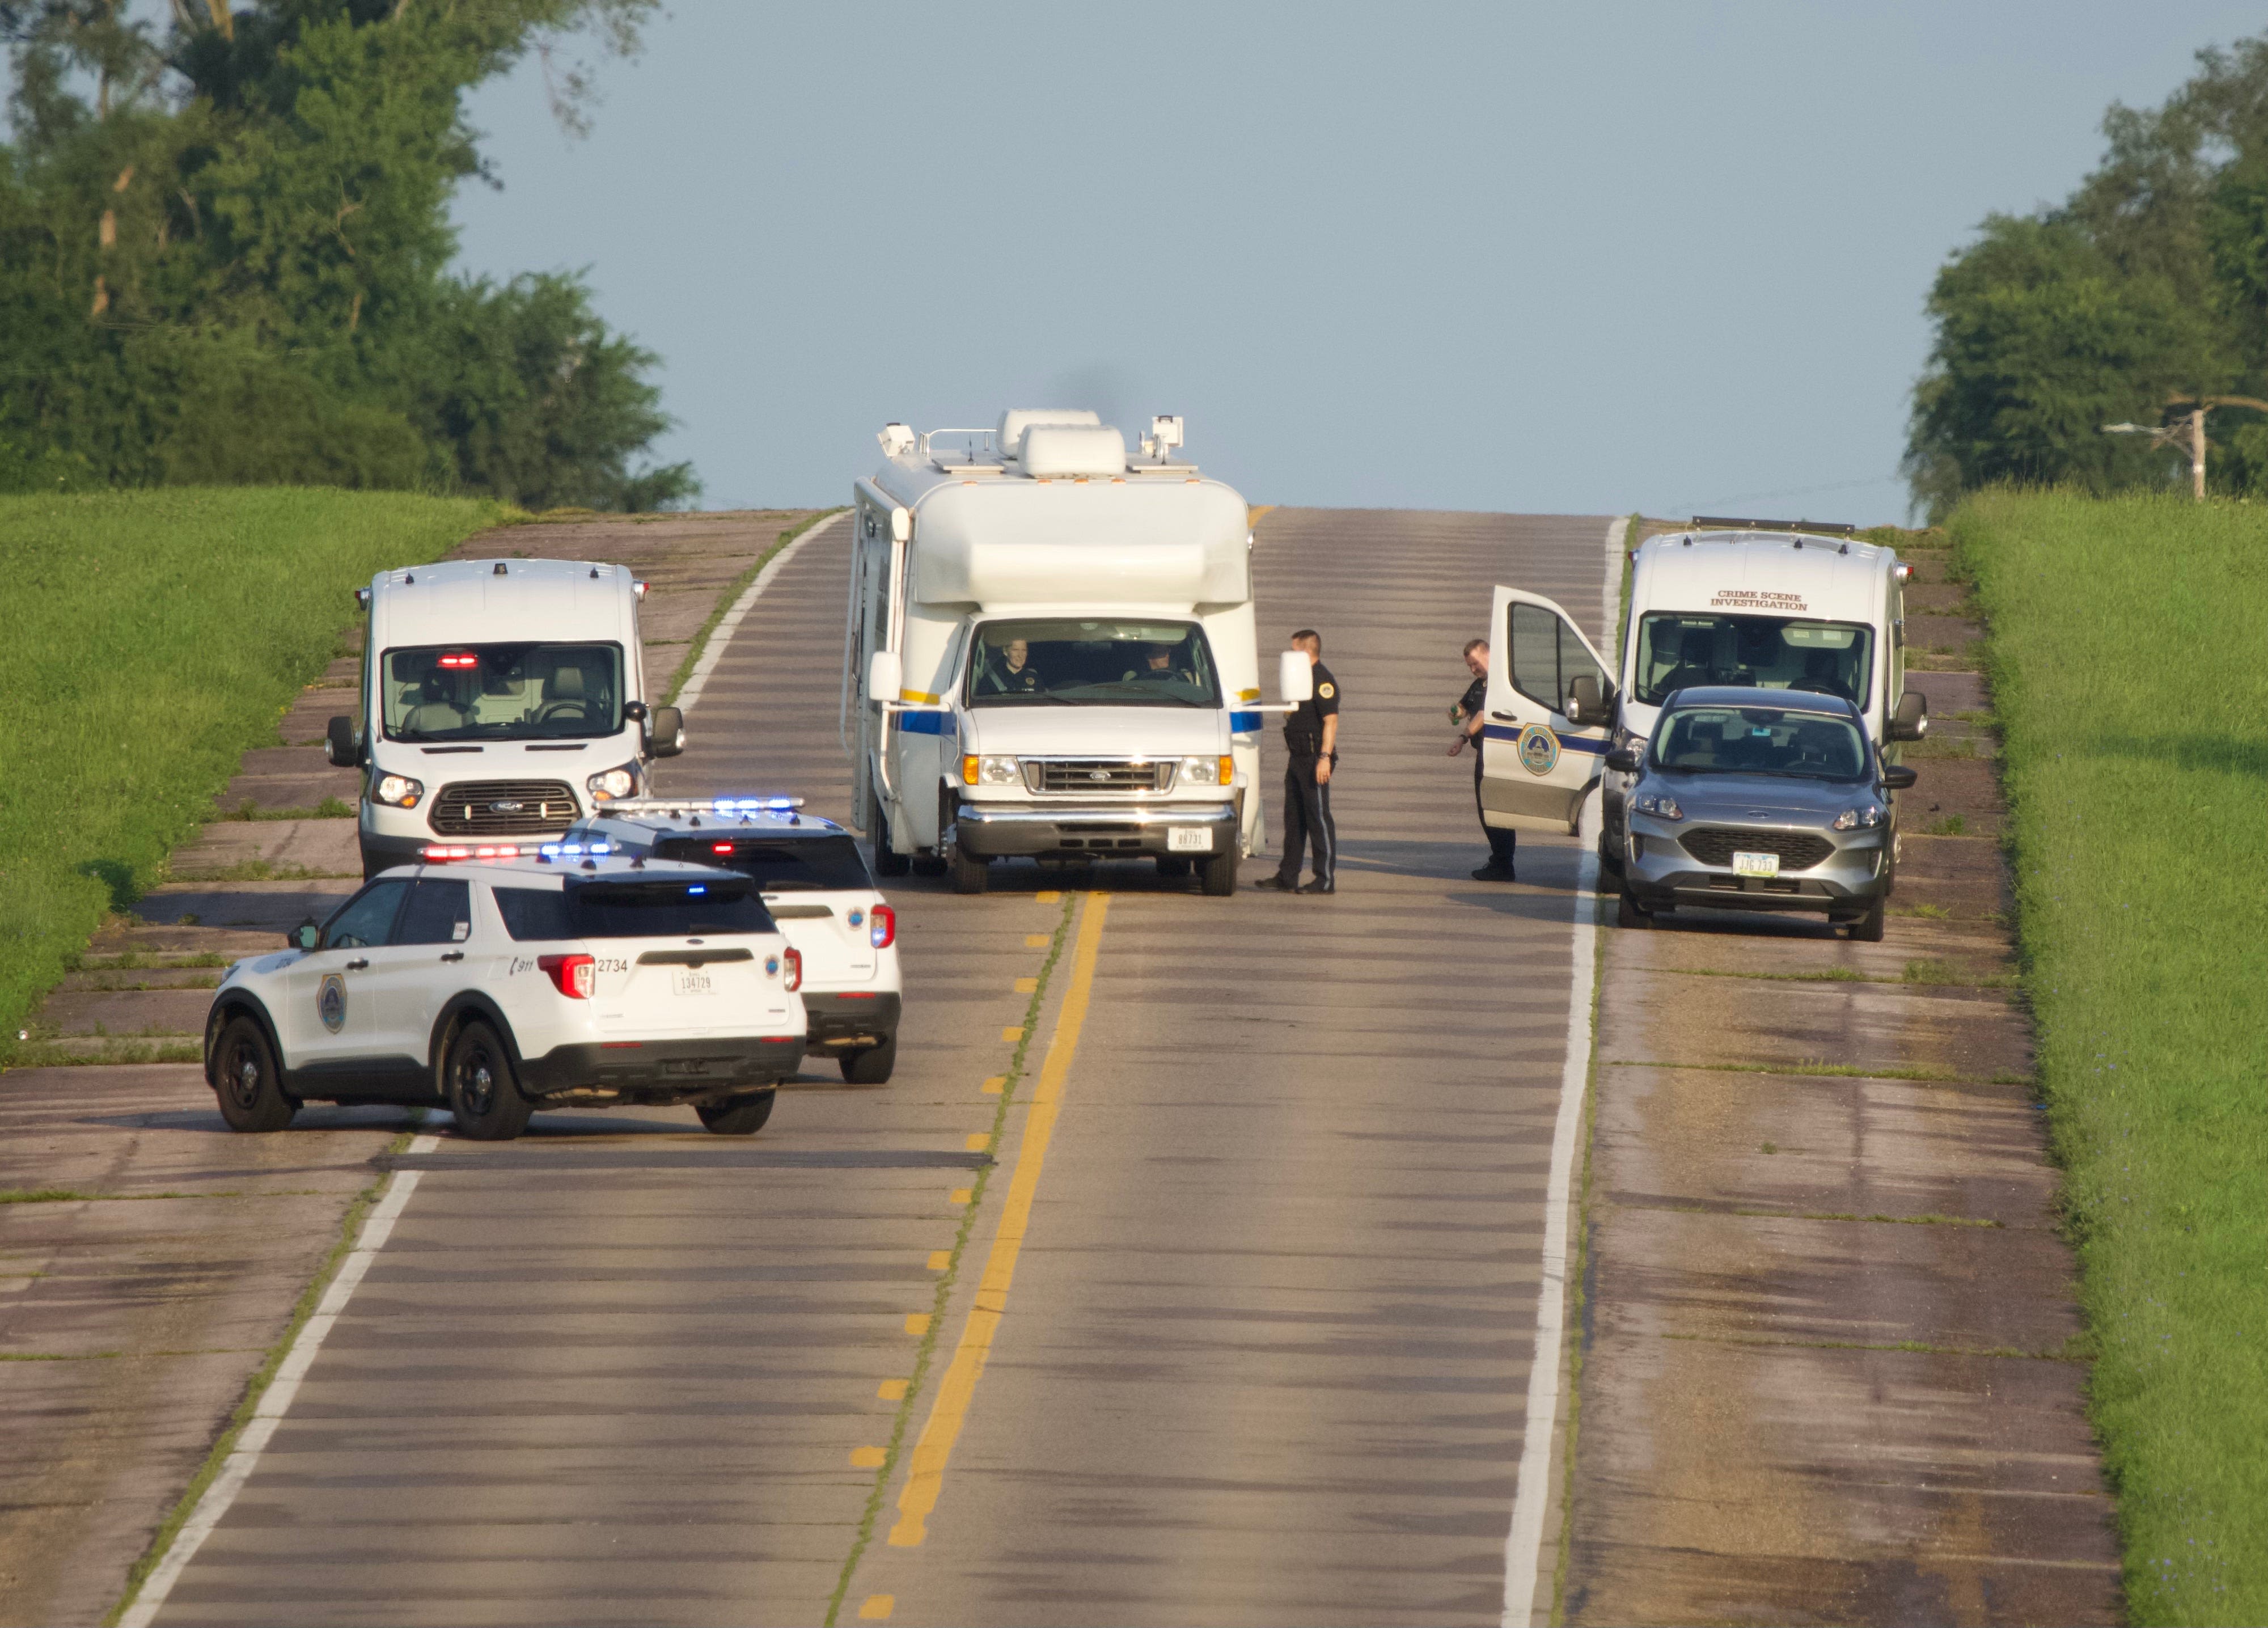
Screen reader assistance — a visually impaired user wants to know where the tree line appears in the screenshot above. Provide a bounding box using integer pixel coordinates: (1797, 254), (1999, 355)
(1908, 35), (2268, 515)
(0, 0), (695, 510)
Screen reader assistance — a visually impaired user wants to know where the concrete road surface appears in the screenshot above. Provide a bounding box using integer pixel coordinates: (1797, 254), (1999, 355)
(140, 508), (1618, 1627)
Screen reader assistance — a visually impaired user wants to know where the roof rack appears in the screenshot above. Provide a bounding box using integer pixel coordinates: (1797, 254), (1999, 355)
(1690, 515), (1857, 538)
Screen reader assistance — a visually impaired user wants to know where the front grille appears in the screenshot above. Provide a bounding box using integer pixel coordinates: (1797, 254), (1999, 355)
(429, 779), (578, 835)
(1024, 759), (1171, 794)
(1679, 827), (1837, 870)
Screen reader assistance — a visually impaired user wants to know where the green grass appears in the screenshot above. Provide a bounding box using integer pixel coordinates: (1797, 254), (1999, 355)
(0, 488), (504, 1046)
(1953, 488), (2268, 1623)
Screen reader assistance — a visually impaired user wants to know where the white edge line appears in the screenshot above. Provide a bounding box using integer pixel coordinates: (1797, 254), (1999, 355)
(673, 511), (846, 717)
(119, 1130), (442, 1628)
(1501, 514), (1624, 1628)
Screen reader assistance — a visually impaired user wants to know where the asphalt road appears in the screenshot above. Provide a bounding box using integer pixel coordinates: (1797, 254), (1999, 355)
(145, 506), (1617, 1627)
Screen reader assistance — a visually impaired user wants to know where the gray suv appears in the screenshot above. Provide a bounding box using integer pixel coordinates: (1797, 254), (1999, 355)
(1608, 687), (1918, 941)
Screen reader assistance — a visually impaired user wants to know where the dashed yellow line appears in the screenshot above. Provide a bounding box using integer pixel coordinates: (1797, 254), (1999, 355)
(980, 1076), (1006, 1095)
(887, 893), (1111, 1549)
(858, 1596), (892, 1621)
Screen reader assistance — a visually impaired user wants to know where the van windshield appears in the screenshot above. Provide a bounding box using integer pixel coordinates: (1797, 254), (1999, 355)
(1652, 705), (1871, 780)
(382, 643), (624, 741)
(1634, 615), (1873, 708)
(966, 619), (1221, 708)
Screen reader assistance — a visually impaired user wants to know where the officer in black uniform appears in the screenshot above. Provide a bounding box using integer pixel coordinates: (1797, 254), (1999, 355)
(1448, 636), (1517, 881)
(1254, 629), (1339, 894)
(980, 637), (1046, 696)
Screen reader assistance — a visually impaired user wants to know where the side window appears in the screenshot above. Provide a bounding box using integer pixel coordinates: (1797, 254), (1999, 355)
(321, 879), (410, 950)
(493, 885), (575, 942)
(396, 878), (472, 946)
(1507, 602), (1606, 718)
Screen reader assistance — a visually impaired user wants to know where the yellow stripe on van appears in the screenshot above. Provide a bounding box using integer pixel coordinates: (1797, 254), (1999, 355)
(900, 689), (940, 705)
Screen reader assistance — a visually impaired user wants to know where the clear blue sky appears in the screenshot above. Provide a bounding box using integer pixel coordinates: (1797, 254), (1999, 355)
(452, 3), (2266, 522)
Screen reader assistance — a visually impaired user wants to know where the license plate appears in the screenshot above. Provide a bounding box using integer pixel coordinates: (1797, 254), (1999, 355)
(671, 969), (716, 997)
(1732, 851), (1780, 878)
(1167, 827), (1212, 853)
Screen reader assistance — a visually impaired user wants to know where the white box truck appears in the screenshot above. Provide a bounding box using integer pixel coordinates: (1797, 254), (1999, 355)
(326, 557), (685, 879)
(843, 410), (1275, 896)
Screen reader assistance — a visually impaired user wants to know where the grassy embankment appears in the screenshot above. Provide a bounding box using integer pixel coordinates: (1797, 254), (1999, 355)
(1954, 490), (2267, 1622)
(0, 489), (506, 1051)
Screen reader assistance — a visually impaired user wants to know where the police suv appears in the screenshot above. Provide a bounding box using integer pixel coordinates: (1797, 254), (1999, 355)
(565, 799), (903, 1084)
(202, 845), (807, 1140)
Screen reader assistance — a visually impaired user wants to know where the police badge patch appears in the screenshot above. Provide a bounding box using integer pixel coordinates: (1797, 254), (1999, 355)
(1318, 682), (1335, 699)
(319, 972), (348, 1033)
(1517, 722), (1560, 776)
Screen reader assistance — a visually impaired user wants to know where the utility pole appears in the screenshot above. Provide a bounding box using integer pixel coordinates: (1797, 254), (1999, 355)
(2102, 395), (2268, 500)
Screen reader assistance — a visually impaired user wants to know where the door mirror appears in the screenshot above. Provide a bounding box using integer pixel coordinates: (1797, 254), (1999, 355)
(1886, 689), (1928, 742)
(868, 649), (903, 705)
(1567, 675), (1615, 727)
(325, 715), (360, 768)
(623, 699), (649, 722)
(1277, 649), (1313, 704)
(1604, 746), (1643, 774)
(647, 705), (684, 758)
(289, 919), (321, 952)
(1882, 763), (1919, 791)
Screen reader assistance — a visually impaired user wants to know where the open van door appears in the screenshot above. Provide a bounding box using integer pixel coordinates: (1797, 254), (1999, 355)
(1481, 587), (1614, 833)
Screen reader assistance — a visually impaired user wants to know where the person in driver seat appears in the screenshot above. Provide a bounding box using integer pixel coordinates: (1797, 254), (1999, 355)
(978, 637), (1044, 695)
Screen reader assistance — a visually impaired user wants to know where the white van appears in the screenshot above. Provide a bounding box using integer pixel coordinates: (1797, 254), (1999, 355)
(327, 557), (685, 879)
(843, 411), (1268, 896)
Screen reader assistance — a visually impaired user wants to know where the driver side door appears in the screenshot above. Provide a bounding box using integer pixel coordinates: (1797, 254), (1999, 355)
(283, 879), (409, 1080)
(1480, 587), (1615, 833)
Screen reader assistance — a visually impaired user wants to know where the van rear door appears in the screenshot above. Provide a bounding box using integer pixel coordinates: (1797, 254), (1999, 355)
(1480, 587), (1615, 834)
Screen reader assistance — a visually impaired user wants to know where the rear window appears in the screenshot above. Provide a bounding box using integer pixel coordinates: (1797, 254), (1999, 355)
(654, 835), (874, 892)
(491, 880), (773, 941)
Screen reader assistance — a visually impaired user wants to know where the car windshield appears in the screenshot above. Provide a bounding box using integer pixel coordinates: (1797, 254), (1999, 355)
(492, 878), (773, 940)
(1652, 705), (1871, 781)
(651, 834), (874, 892)
(381, 642), (624, 741)
(965, 619), (1221, 708)
(1634, 614), (1873, 707)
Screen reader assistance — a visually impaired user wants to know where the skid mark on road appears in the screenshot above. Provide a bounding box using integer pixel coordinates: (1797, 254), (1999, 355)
(823, 891), (1080, 1626)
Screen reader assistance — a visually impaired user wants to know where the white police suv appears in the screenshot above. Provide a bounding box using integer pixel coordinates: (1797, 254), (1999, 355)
(566, 799), (903, 1083)
(202, 844), (807, 1140)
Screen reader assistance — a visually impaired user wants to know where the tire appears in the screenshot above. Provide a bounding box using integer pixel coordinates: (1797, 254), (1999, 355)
(1200, 847), (1240, 897)
(1616, 889), (1652, 929)
(212, 1014), (296, 1133)
(940, 791), (987, 893)
(697, 1089), (777, 1135)
(444, 1022), (531, 1140)
(1156, 855), (1191, 879)
(1596, 830), (1624, 881)
(870, 791), (909, 878)
(1846, 896), (1886, 942)
(839, 1034), (897, 1084)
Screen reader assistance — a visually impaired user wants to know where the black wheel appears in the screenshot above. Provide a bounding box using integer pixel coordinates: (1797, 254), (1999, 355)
(839, 1034), (897, 1084)
(445, 1022), (531, 1140)
(212, 1014), (295, 1133)
(941, 792), (987, 893)
(1596, 830), (1624, 881)
(1200, 847), (1239, 897)
(1846, 896), (1886, 942)
(1616, 889), (1652, 929)
(1156, 855), (1191, 880)
(870, 792), (909, 878)
(696, 1089), (777, 1135)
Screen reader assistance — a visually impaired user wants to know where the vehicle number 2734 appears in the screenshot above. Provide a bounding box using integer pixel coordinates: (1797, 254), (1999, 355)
(671, 969), (716, 997)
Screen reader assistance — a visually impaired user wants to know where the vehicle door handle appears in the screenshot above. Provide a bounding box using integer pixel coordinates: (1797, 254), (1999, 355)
(439, 952), (464, 962)
(1489, 711), (1518, 721)
(345, 958), (369, 970)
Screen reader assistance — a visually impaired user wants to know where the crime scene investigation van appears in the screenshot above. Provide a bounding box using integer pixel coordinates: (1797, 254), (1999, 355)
(844, 410), (1290, 897)
(326, 557), (687, 880)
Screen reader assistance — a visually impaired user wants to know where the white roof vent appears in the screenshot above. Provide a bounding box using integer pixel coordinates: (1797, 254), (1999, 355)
(998, 408), (1101, 460)
(1021, 423), (1126, 477)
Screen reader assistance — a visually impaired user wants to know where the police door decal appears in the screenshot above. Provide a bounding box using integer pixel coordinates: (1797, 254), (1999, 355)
(1481, 585), (1614, 832)
(1516, 722), (1560, 776)
(318, 973), (348, 1033)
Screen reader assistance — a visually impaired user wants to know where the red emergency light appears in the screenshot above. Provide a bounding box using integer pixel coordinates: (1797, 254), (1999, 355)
(438, 652), (479, 669)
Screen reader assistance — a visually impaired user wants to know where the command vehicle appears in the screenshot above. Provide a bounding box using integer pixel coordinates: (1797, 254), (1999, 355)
(568, 798), (903, 1082)
(844, 410), (1275, 895)
(325, 557), (686, 879)
(203, 848), (803, 1140)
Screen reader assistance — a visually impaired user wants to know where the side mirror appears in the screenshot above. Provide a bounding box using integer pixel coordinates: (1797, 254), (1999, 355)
(868, 649), (903, 705)
(623, 700), (649, 722)
(1277, 649), (1313, 704)
(325, 716), (361, 768)
(289, 919), (320, 952)
(1604, 746), (1643, 774)
(648, 705), (684, 758)
(1567, 675), (1613, 727)
(1882, 764), (1918, 791)
(1886, 689), (1928, 742)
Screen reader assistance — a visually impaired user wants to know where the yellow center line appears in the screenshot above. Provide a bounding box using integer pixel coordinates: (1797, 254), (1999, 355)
(887, 891), (1110, 1549)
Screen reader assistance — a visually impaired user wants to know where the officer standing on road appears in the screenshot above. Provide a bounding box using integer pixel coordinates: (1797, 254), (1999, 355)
(1254, 629), (1339, 894)
(1448, 636), (1517, 881)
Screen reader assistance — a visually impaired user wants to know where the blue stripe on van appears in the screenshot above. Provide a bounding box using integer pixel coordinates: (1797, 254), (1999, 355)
(1229, 710), (1262, 733)
(898, 710), (952, 737)
(1480, 723), (1608, 754)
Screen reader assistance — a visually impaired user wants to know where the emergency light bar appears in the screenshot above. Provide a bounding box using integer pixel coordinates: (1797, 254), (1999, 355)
(420, 842), (612, 862)
(437, 652), (479, 669)
(587, 796), (805, 818)
(1690, 515), (1857, 538)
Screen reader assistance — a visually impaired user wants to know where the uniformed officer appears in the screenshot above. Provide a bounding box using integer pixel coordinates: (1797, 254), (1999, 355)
(1254, 629), (1339, 894)
(1447, 636), (1517, 881)
(980, 637), (1045, 695)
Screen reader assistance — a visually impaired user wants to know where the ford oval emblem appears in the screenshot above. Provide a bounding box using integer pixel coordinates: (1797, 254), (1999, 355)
(490, 800), (524, 813)
(1089, 770), (1110, 781)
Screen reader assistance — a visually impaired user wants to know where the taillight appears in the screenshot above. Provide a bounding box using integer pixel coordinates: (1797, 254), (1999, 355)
(782, 946), (802, 992)
(537, 953), (595, 999)
(869, 904), (896, 950)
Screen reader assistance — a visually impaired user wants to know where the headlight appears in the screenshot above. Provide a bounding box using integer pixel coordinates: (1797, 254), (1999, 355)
(587, 764), (638, 801)
(374, 773), (424, 808)
(1178, 754), (1234, 786)
(1834, 802), (1886, 831)
(1634, 791), (1683, 822)
(978, 755), (1021, 785)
